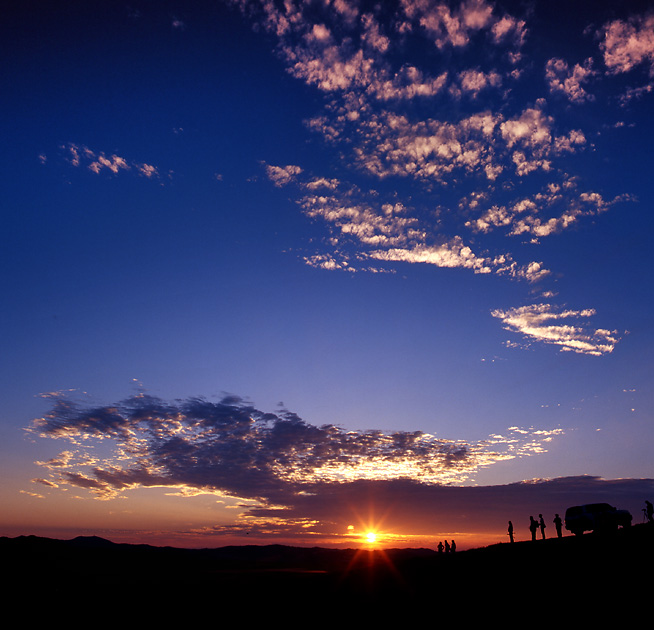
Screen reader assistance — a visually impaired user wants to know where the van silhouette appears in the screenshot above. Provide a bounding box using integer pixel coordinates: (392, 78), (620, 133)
(564, 503), (632, 536)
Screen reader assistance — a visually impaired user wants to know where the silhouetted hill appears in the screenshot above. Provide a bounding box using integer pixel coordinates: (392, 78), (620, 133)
(3, 524), (651, 622)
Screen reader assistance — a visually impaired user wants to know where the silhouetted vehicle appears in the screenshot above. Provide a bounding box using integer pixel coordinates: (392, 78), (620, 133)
(564, 503), (632, 536)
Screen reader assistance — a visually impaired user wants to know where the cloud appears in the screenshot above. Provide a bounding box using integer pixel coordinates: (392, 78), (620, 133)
(490, 13), (527, 47)
(599, 11), (654, 102)
(344, 109), (505, 182)
(232, 0), (527, 108)
(365, 240), (548, 283)
(308, 104), (585, 184)
(399, 0), (499, 50)
(29, 391), (564, 506)
(227, 1), (641, 355)
(599, 12), (654, 75)
(545, 57), (596, 103)
(491, 304), (621, 355)
(451, 68), (502, 98)
(234, 475), (653, 542)
(372, 66), (449, 101)
(499, 107), (585, 161)
(61, 143), (162, 180)
(268, 169), (549, 279)
(300, 191), (419, 249)
(466, 177), (631, 237)
(264, 162), (303, 187)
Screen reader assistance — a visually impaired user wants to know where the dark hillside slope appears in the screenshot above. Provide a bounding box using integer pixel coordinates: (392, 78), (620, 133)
(3, 524), (651, 621)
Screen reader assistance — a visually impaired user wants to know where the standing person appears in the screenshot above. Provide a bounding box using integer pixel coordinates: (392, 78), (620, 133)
(646, 500), (653, 523)
(508, 520), (514, 543)
(451, 540), (456, 553)
(437, 541), (444, 553)
(529, 516), (538, 541)
(444, 540), (450, 553)
(539, 514), (546, 539)
(553, 514), (563, 538)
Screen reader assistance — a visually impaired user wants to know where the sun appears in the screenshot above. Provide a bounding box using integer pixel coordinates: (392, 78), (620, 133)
(365, 531), (378, 544)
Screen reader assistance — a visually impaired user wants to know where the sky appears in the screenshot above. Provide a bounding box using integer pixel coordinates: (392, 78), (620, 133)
(1, 0), (653, 550)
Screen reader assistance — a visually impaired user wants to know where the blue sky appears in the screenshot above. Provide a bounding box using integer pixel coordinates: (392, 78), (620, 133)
(1, 0), (653, 548)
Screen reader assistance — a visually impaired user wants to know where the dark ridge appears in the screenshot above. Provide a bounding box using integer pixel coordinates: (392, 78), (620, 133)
(3, 524), (651, 621)
(68, 535), (117, 548)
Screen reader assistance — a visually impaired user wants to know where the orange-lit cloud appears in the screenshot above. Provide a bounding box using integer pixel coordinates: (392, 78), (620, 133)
(22, 390), (654, 547)
(29, 391), (564, 501)
(491, 304), (621, 355)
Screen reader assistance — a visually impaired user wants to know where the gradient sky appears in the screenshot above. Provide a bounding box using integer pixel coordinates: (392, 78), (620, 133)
(2, 0), (654, 550)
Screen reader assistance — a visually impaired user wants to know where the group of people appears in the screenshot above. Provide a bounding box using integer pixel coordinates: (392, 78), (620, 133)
(507, 513), (563, 543)
(645, 500), (653, 523)
(509, 500), (654, 542)
(436, 540), (456, 553)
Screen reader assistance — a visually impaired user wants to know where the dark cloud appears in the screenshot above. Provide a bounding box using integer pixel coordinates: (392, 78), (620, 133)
(268, 475), (654, 526)
(28, 392), (652, 544)
(31, 392), (561, 502)
(229, 475), (654, 543)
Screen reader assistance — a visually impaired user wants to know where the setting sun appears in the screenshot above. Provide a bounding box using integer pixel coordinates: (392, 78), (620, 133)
(365, 532), (377, 544)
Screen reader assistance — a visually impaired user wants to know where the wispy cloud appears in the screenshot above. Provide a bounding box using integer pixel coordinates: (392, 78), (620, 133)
(265, 163), (549, 279)
(60, 143), (163, 180)
(264, 162), (303, 187)
(491, 304), (621, 356)
(466, 177), (632, 238)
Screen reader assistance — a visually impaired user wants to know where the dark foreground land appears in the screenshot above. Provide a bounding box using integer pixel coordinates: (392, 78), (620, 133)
(3, 525), (652, 621)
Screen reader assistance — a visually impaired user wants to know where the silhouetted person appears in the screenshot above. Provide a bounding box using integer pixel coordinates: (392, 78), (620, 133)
(646, 501), (653, 523)
(451, 540), (456, 553)
(539, 514), (546, 539)
(553, 514), (563, 538)
(508, 520), (514, 543)
(444, 540), (450, 553)
(529, 516), (538, 541)
(437, 541), (444, 553)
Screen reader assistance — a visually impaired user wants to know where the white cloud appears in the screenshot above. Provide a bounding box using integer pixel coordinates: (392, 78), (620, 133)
(264, 163), (304, 187)
(491, 304), (620, 355)
(367, 239), (493, 274)
(466, 179), (629, 238)
(365, 241), (548, 283)
(452, 68), (502, 98)
(600, 12), (654, 75)
(545, 57), (595, 103)
(490, 14), (527, 47)
(399, 0), (496, 50)
(599, 11), (654, 103)
(226, 1), (633, 355)
(373, 66), (449, 101)
(61, 143), (160, 180)
(304, 176), (341, 191)
(300, 191), (420, 249)
(500, 107), (552, 149)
